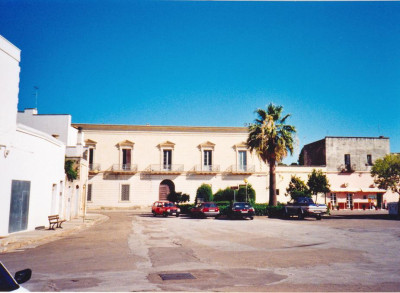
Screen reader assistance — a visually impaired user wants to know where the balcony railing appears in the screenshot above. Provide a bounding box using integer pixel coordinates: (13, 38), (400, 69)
(188, 164), (220, 174)
(227, 164), (255, 174)
(338, 164), (357, 173)
(143, 164), (184, 174)
(88, 163), (101, 174)
(107, 164), (138, 174)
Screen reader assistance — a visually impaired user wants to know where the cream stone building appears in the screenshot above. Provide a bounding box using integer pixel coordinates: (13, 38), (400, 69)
(73, 123), (297, 207)
(75, 123), (398, 210)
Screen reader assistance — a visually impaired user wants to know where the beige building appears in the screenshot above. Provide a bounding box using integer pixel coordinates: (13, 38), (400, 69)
(74, 123), (308, 208)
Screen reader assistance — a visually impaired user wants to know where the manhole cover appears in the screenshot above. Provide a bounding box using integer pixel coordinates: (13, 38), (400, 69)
(159, 273), (196, 281)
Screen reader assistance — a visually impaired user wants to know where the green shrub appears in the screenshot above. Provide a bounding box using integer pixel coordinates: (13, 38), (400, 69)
(266, 204), (285, 218)
(195, 184), (213, 204)
(167, 191), (190, 203)
(237, 184), (256, 203)
(214, 201), (231, 206)
(253, 203), (269, 216)
(177, 204), (195, 215)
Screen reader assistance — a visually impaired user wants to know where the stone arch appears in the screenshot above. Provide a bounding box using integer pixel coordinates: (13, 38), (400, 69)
(159, 179), (175, 201)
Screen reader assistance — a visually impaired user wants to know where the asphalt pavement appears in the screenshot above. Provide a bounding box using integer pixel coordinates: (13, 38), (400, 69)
(0, 213), (109, 253)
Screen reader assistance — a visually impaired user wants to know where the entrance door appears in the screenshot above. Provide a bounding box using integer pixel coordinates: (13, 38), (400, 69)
(9, 180), (31, 233)
(377, 193), (382, 209)
(346, 193), (353, 209)
(159, 179), (175, 200)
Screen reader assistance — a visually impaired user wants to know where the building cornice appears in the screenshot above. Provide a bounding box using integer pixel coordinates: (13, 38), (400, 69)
(72, 123), (248, 133)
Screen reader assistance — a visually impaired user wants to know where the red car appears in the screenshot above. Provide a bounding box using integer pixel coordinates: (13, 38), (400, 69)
(152, 201), (180, 217)
(190, 202), (220, 218)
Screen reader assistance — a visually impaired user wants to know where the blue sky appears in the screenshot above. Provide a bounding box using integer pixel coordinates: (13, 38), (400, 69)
(1, 1), (399, 163)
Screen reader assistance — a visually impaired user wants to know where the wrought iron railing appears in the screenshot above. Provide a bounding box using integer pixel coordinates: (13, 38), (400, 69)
(228, 164), (255, 173)
(111, 164), (138, 172)
(191, 165), (220, 173)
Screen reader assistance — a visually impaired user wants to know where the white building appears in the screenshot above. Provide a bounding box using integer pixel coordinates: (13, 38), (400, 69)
(0, 35), (66, 236)
(18, 109), (89, 220)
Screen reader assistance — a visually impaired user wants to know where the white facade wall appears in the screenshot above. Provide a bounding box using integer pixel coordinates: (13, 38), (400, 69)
(17, 109), (78, 146)
(0, 35), (20, 149)
(79, 126), (271, 207)
(78, 125), (330, 208)
(0, 36), (66, 236)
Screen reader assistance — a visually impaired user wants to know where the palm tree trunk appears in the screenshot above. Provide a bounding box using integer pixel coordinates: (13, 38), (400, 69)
(269, 161), (277, 206)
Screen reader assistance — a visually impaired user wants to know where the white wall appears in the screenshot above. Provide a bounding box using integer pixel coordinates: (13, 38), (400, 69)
(0, 35), (66, 236)
(0, 35), (20, 148)
(17, 109), (78, 146)
(0, 124), (66, 236)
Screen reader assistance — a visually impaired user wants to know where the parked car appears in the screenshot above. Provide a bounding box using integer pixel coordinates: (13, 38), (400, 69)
(284, 197), (327, 220)
(228, 202), (255, 220)
(0, 261), (31, 292)
(190, 202), (220, 218)
(152, 201), (180, 217)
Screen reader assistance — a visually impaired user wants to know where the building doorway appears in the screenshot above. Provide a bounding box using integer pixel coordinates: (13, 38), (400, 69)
(346, 193), (353, 209)
(159, 180), (175, 201)
(9, 180), (31, 233)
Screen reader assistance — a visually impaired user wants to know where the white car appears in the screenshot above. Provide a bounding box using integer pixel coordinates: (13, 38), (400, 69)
(0, 261), (31, 292)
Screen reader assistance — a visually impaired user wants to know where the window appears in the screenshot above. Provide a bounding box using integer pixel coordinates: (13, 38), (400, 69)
(122, 149), (131, 170)
(121, 184), (130, 201)
(367, 154), (372, 166)
(238, 151), (247, 171)
(87, 184), (92, 202)
(276, 189), (280, 195)
(203, 150), (212, 171)
(163, 150), (172, 170)
(344, 154), (351, 170)
(330, 193), (337, 206)
(88, 148), (94, 170)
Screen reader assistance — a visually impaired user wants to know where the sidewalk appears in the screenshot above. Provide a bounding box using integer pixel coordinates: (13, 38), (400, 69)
(0, 213), (109, 253)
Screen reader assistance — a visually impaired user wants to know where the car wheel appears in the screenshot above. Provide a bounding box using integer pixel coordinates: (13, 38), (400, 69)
(176, 213), (180, 217)
(316, 214), (322, 220)
(249, 216), (254, 220)
(163, 212), (168, 217)
(152, 212), (156, 217)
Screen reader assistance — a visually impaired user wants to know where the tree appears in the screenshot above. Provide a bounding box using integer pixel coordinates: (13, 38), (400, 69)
(247, 103), (296, 206)
(167, 191), (190, 204)
(65, 159), (78, 182)
(371, 154), (400, 197)
(286, 175), (311, 200)
(237, 183), (256, 203)
(307, 169), (330, 203)
(195, 184), (213, 204)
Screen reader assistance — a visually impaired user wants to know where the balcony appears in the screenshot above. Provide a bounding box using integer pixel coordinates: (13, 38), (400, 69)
(338, 164), (357, 173)
(106, 164), (138, 175)
(227, 165), (255, 174)
(189, 165), (220, 175)
(143, 164), (184, 175)
(88, 163), (101, 175)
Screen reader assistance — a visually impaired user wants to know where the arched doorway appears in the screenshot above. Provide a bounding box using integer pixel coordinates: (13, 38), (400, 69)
(159, 180), (175, 201)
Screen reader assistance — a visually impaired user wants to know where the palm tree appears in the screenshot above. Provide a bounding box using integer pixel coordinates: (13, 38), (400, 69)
(246, 103), (296, 206)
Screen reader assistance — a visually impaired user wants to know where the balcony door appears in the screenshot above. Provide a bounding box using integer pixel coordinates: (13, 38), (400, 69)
(238, 151), (247, 171)
(163, 150), (172, 171)
(203, 150), (212, 171)
(122, 149), (131, 170)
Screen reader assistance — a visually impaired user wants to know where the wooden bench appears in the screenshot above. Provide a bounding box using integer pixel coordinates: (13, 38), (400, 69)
(48, 215), (66, 230)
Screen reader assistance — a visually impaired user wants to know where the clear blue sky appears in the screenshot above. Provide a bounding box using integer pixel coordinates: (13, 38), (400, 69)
(1, 1), (399, 163)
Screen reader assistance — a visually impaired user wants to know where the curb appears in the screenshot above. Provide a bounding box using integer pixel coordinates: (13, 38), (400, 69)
(0, 214), (109, 253)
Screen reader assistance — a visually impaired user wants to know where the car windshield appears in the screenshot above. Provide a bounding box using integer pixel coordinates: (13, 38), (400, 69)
(297, 198), (314, 204)
(0, 262), (19, 292)
(204, 203), (217, 208)
(233, 203), (252, 209)
(164, 203), (175, 207)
